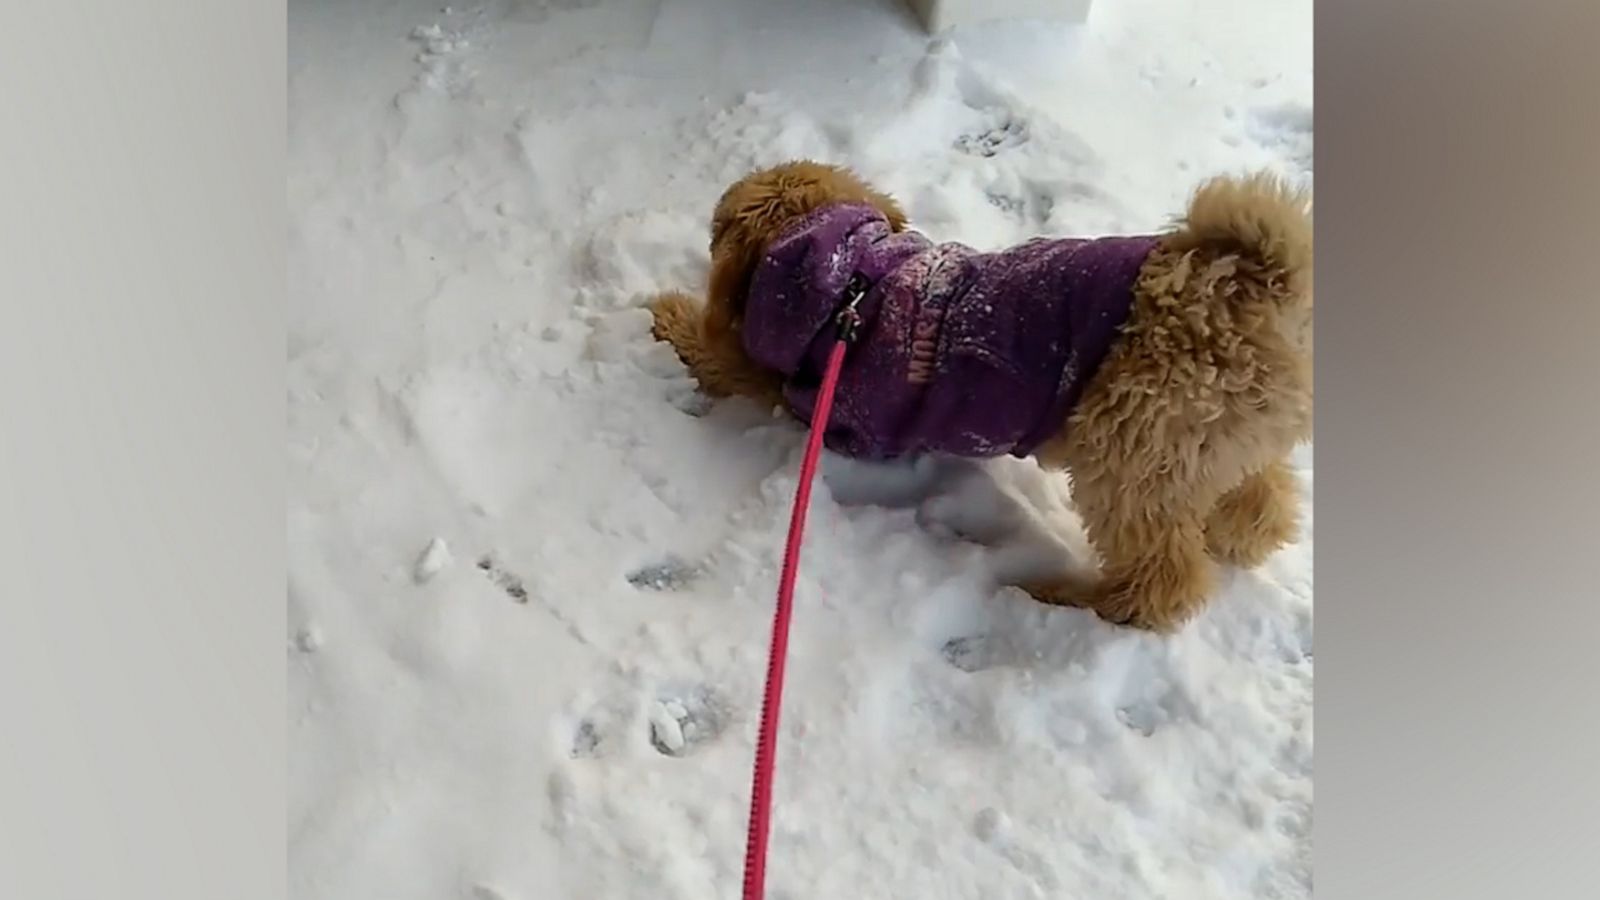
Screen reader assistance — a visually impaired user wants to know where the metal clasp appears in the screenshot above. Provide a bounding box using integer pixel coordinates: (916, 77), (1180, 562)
(835, 273), (869, 343)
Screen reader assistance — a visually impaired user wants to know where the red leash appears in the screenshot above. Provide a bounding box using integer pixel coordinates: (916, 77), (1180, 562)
(740, 278), (866, 900)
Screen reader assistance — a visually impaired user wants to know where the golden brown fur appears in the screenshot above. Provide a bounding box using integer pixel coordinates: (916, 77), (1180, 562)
(650, 162), (1312, 632)
(650, 162), (907, 409)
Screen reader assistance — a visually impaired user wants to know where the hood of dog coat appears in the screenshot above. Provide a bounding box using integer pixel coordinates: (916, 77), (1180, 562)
(740, 203), (1159, 460)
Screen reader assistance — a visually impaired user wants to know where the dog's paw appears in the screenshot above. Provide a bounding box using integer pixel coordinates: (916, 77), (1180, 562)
(647, 290), (699, 343)
(1015, 578), (1173, 632)
(1015, 578), (1075, 609)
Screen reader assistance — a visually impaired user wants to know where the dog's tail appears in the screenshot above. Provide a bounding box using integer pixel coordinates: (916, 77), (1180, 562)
(1173, 172), (1313, 300)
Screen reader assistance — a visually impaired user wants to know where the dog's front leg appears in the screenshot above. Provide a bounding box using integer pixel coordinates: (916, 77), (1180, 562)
(648, 291), (784, 409)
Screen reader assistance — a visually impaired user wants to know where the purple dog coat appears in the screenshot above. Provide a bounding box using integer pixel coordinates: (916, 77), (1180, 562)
(740, 204), (1161, 460)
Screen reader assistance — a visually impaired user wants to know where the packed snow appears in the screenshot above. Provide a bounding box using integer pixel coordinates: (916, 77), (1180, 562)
(288, 0), (1313, 898)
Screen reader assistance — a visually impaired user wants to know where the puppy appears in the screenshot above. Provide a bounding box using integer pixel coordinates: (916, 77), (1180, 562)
(650, 161), (1311, 632)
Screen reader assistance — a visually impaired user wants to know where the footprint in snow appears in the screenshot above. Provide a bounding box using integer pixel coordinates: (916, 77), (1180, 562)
(942, 634), (994, 673)
(1115, 704), (1161, 738)
(941, 628), (1050, 673)
(570, 720), (602, 759)
(476, 554), (528, 603)
(1114, 677), (1199, 738)
(982, 179), (1056, 231)
(625, 556), (701, 591)
(648, 688), (728, 758)
(956, 115), (1030, 157)
(972, 807), (1061, 893)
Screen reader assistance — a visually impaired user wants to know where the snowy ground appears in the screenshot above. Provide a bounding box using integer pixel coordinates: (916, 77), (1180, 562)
(288, 1), (1313, 898)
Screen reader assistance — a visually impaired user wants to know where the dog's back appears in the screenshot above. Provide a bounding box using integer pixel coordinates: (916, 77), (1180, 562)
(741, 203), (1165, 460)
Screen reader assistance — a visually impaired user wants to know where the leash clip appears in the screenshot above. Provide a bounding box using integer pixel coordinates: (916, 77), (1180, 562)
(835, 273), (869, 343)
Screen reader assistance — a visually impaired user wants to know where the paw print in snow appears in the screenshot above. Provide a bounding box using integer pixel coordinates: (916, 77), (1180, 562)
(570, 720), (602, 758)
(956, 116), (1030, 157)
(648, 689), (728, 757)
(626, 556), (701, 591)
(942, 634), (992, 673)
(477, 554), (529, 603)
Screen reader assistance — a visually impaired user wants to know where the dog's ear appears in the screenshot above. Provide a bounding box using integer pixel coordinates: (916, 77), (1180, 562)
(704, 161), (910, 323)
(707, 234), (760, 328)
(806, 161), (908, 231)
(866, 187), (909, 232)
(710, 206), (734, 254)
(709, 175), (759, 253)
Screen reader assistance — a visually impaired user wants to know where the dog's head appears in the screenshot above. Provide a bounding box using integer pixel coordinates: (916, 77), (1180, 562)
(705, 161), (908, 334)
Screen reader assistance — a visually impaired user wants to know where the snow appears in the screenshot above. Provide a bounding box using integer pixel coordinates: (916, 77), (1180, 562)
(288, 0), (1313, 898)
(414, 536), (454, 582)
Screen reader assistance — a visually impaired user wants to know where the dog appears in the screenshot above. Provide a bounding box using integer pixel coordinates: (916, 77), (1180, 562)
(649, 161), (1311, 632)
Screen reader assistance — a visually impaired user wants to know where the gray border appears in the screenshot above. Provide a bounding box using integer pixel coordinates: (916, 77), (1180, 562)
(3, 0), (1599, 897)
(1317, 0), (1600, 897)
(1, 1), (284, 898)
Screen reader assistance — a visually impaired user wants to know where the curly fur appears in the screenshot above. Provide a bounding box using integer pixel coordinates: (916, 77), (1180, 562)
(650, 161), (1312, 632)
(650, 162), (906, 408)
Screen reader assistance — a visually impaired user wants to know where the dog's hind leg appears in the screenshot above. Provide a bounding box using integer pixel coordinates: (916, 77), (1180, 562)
(1204, 459), (1301, 568)
(1020, 473), (1220, 633)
